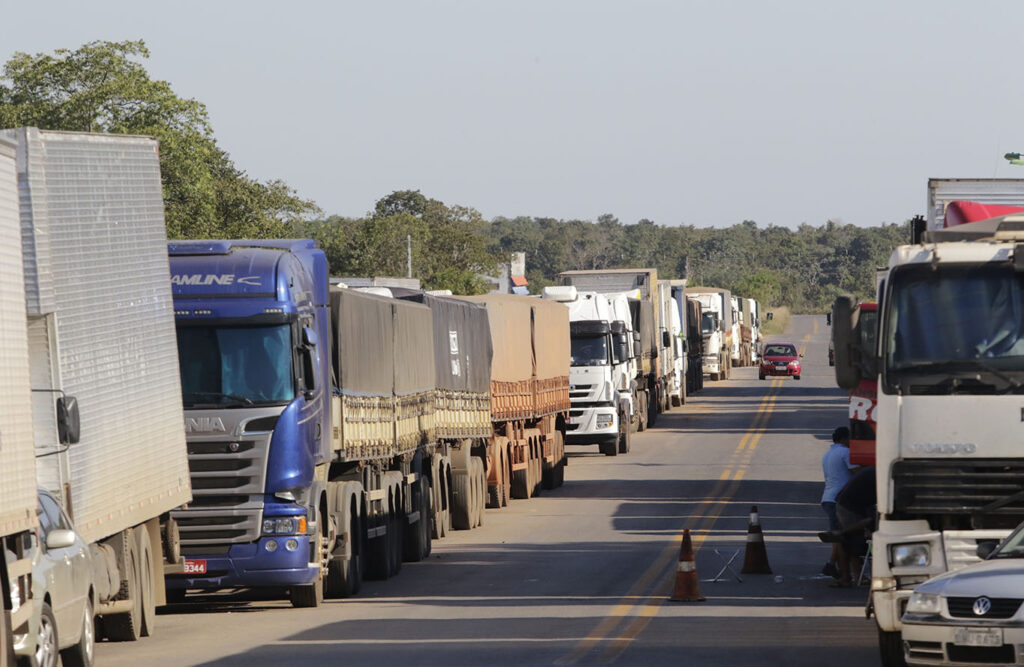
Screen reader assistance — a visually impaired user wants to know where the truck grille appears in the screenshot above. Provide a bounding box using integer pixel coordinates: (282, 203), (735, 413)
(174, 430), (272, 547)
(891, 459), (1024, 528)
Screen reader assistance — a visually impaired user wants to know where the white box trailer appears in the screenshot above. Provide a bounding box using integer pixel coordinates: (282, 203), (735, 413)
(0, 136), (37, 666)
(5, 128), (191, 640)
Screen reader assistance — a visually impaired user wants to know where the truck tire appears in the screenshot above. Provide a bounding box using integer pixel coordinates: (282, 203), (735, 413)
(403, 476), (431, 563)
(366, 513), (390, 580)
(511, 467), (530, 499)
(647, 391), (658, 428)
(474, 458), (486, 526)
(637, 393), (647, 431)
(390, 505), (403, 576)
(325, 509), (362, 598)
(103, 535), (141, 642)
(452, 470), (472, 530)
(60, 597), (94, 667)
(618, 423), (631, 454)
(135, 529), (156, 637)
(877, 628), (907, 667)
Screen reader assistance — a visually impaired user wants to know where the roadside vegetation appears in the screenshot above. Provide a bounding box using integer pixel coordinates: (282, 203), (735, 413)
(0, 40), (907, 303)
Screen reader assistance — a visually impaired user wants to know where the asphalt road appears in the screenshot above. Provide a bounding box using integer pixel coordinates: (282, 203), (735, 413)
(96, 314), (879, 667)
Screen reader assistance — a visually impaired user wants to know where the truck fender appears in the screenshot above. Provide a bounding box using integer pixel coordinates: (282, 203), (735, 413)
(449, 439), (474, 473)
(88, 542), (120, 603)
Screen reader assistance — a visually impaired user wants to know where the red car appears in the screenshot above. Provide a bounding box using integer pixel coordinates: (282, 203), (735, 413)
(759, 342), (801, 380)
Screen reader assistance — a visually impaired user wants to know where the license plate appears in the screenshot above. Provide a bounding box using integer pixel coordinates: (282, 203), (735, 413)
(775, 363), (787, 367)
(183, 559), (207, 575)
(953, 627), (1002, 647)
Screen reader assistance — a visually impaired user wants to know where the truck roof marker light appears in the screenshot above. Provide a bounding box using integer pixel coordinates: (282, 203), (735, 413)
(265, 307), (284, 314)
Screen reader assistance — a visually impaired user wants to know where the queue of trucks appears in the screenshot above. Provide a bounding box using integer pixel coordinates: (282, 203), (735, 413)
(0, 127), (768, 666)
(832, 177), (1024, 666)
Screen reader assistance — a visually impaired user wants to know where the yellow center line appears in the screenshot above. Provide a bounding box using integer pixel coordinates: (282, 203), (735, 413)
(556, 377), (782, 665)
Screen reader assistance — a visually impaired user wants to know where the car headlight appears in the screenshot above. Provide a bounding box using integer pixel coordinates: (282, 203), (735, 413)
(596, 414), (615, 430)
(262, 516), (307, 536)
(905, 592), (942, 615)
(890, 543), (931, 568)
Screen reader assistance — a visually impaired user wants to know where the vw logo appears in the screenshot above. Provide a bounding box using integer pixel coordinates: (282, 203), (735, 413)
(973, 597), (993, 616)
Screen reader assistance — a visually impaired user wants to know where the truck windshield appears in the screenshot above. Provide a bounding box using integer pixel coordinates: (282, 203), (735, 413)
(177, 324), (295, 406)
(883, 264), (1024, 394)
(571, 335), (610, 367)
(700, 312), (716, 335)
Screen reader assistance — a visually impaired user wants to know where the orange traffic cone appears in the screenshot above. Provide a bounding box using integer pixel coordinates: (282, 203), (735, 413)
(669, 529), (706, 602)
(741, 505), (773, 574)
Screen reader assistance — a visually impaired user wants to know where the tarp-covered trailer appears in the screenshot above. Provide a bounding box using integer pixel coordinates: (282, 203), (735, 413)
(393, 290), (493, 530)
(457, 294), (569, 500)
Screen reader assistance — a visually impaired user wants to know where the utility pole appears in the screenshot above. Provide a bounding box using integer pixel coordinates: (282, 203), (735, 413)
(407, 234), (412, 278)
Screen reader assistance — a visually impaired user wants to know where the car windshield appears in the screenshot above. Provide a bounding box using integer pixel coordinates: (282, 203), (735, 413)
(990, 522), (1024, 558)
(177, 324), (295, 406)
(883, 264), (1024, 394)
(701, 312), (716, 335)
(764, 345), (796, 357)
(571, 335), (609, 366)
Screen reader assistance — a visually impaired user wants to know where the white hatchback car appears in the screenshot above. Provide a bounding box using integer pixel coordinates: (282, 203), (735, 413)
(902, 524), (1024, 666)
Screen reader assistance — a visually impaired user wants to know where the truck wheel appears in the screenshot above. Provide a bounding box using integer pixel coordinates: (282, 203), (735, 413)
(618, 424), (631, 454)
(390, 505), (403, 576)
(877, 628), (907, 667)
(452, 470), (472, 530)
(326, 509), (362, 597)
(103, 535), (141, 641)
(135, 529), (156, 637)
(511, 467), (530, 499)
(647, 392), (658, 428)
(366, 512), (390, 580)
(471, 458), (485, 527)
(637, 394), (647, 431)
(60, 597), (94, 667)
(403, 477), (430, 562)
(599, 441), (618, 456)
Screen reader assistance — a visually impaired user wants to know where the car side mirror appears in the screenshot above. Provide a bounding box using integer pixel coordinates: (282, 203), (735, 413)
(45, 529), (76, 550)
(976, 541), (997, 560)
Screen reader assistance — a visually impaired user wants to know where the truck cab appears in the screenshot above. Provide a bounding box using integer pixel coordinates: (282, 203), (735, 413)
(166, 240), (330, 598)
(834, 212), (1024, 664)
(543, 287), (633, 456)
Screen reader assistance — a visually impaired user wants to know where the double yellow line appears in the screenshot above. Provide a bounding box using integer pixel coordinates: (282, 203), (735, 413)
(556, 378), (783, 664)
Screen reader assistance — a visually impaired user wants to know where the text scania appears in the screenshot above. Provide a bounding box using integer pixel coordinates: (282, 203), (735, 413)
(171, 274), (261, 287)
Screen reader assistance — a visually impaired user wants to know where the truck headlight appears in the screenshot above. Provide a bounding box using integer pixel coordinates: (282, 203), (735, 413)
(263, 516), (307, 536)
(890, 543), (930, 568)
(596, 414), (615, 430)
(905, 592), (942, 615)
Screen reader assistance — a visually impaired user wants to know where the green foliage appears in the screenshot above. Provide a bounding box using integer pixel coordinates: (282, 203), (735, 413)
(303, 190), (498, 295)
(0, 40), (318, 239)
(485, 216), (909, 312)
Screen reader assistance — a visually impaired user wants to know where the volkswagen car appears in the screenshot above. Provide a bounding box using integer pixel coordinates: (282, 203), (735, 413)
(758, 342), (801, 380)
(902, 521), (1024, 665)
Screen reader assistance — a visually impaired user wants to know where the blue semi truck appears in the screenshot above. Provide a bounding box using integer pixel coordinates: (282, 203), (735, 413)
(164, 239), (500, 606)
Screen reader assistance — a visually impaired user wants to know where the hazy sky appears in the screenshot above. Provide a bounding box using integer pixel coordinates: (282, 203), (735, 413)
(4, 1), (1024, 228)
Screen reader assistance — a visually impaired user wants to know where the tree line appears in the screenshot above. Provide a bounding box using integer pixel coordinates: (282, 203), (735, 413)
(0, 40), (907, 311)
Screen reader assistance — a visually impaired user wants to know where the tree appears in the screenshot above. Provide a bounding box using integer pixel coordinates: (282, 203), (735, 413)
(0, 40), (317, 238)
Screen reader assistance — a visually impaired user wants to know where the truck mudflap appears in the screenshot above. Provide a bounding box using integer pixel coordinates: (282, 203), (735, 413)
(165, 536), (317, 590)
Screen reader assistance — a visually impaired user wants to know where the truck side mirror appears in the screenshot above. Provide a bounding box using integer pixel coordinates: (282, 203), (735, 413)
(826, 312), (832, 326)
(56, 395), (80, 445)
(832, 296), (862, 390)
(977, 541), (997, 560)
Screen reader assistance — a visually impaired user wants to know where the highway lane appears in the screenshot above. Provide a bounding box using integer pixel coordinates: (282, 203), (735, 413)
(96, 314), (879, 666)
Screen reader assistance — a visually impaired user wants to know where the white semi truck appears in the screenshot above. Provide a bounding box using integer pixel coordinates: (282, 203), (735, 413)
(5, 128), (193, 642)
(543, 287), (634, 456)
(658, 281), (686, 408)
(685, 288), (733, 381)
(833, 177), (1024, 666)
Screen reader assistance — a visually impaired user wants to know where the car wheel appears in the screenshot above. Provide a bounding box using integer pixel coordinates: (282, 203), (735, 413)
(877, 628), (907, 667)
(759, 373), (765, 380)
(60, 597), (95, 667)
(34, 601), (59, 667)
(794, 375), (801, 380)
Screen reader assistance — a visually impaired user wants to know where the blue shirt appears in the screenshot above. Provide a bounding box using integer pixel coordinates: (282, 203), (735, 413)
(822, 444), (856, 503)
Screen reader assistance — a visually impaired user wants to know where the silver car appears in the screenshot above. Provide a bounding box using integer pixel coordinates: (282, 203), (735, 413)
(13, 490), (94, 667)
(902, 522), (1024, 666)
